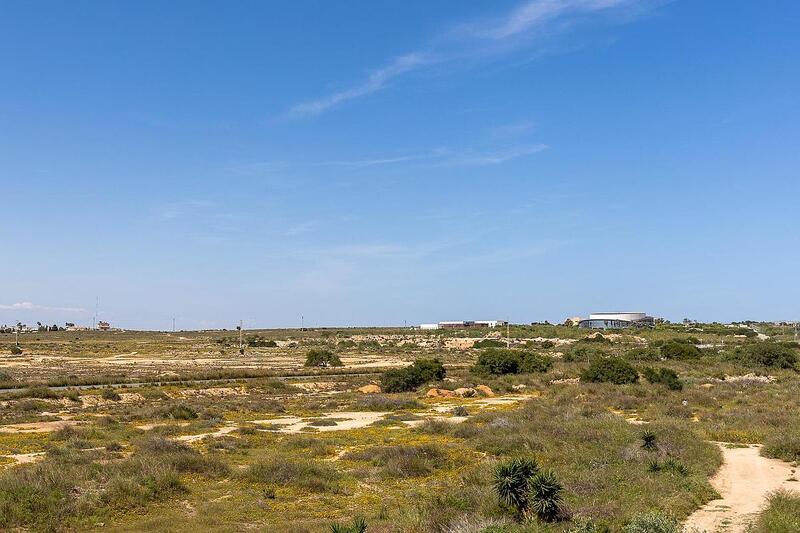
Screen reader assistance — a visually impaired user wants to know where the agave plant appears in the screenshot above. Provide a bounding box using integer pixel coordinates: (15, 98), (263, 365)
(493, 457), (539, 516)
(641, 430), (657, 451)
(528, 469), (564, 522)
(330, 516), (367, 533)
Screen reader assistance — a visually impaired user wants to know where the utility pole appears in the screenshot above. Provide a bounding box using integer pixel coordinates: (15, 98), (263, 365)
(238, 320), (244, 354)
(172, 317), (176, 332)
(301, 315), (304, 331)
(14, 329), (19, 347)
(506, 320), (511, 348)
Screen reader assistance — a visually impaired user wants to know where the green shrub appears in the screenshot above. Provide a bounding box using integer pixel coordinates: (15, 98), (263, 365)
(659, 342), (701, 360)
(581, 357), (638, 384)
(304, 349), (343, 368)
(494, 457), (539, 517)
(519, 352), (554, 373)
(380, 358), (445, 393)
(641, 430), (657, 451)
(9, 345), (22, 355)
(641, 367), (682, 391)
(622, 511), (680, 533)
(564, 345), (609, 363)
(473, 339), (506, 348)
(330, 516), (368, 533)
(101, 388), (121, 401)
(731, 342), (798, 369)
(473, 349), (520, 375)
(472, 349), (552, 375)
(162, 403), (198, 420)
(246, 336), (277, 347)
(529, 469), (565, 522)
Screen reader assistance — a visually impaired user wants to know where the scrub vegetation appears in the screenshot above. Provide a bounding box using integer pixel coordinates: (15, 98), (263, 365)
(0, 323), (797, 531)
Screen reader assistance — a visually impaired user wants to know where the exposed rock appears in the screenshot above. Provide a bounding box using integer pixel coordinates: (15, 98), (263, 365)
(357, 384), (382, 394)
(426, 388), (456, 398)
(475, 385), (494, 396)
(453, 387), (477, 398)
(512, 384), (527, 390)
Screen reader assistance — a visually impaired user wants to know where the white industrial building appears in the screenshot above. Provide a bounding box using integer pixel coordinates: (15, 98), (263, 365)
(578, 312), (655, 330)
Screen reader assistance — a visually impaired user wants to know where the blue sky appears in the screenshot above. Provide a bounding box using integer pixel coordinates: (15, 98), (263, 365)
(1, 0), (798, 330)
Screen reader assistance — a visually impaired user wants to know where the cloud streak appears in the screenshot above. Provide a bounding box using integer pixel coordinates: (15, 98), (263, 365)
(288, 0), (649, 117)
(0, 302), (88, 314)
(287, 53), (432, 118)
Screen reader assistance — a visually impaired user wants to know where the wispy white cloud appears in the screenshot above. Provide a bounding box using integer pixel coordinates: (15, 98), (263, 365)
(288, 0), (651, 117)
(287, 53), (433, 118)
(0, 302), (88, 314)
(475, 0), (630, 40)
(447, 143), (549, 166)
(318, 148), (449, 169)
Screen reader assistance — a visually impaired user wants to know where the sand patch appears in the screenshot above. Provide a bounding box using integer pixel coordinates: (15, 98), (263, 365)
(0, 420), (83, 434)
(684, 443), (798, 533)
(253, 411), (389, 433)
(175, 424), (239, 443)
(179, 387), (247, 398)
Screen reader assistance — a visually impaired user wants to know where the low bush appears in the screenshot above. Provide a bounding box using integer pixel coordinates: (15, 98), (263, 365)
(641, 367), (682, 391)
(473, 339), (506, 349)
(730, 342), (798, 370)
(472, 349), (553, 375)
(304, 349), (343, 368)
(564, 345), (609, 363)
(101, 388), (121, 401)
(581, 357), (638, 384)
(161, 403), (198, 420)
(246, 335), (277, 347)
(659, 342), (701, 360)
(380, 358), (445, 393)
(9, 345), (22, 355)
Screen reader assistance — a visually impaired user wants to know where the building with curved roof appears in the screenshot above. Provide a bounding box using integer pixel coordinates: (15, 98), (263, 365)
(578, 312), (654, 330)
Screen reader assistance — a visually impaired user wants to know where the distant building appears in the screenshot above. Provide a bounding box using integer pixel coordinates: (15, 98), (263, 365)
(433, 320), (507, 329)
(97, 321), (111, 331)
(419, 323), (440, 330)
(564, 316), (583, 327)
(579, 312), (655, 330)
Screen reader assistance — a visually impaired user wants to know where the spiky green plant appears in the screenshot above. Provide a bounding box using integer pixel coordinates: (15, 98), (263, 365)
(528, 469), (565, 522)
(330, 516), (367, 533)
(641, 430), (657, 451)
(493, 457), (539, 516)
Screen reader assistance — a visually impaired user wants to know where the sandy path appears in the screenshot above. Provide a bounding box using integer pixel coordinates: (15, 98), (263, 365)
(684, 443), (798, 532)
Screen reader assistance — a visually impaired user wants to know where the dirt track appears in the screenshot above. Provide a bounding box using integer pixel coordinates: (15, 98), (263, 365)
(684, 443), (798, 532)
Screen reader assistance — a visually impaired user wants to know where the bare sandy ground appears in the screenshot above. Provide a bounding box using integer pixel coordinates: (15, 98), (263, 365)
(684, 443), (799, 532)
(251, 411), (389, 433)
(0, 420), (83, 434)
